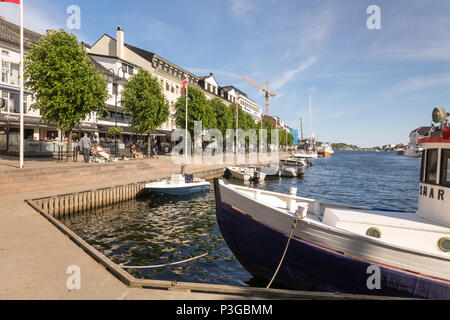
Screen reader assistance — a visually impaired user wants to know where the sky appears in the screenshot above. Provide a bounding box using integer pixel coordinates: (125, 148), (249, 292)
(2, 0), (450, 147)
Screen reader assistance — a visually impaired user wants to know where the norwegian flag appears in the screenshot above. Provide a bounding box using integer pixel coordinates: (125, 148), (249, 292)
(182, 77), (188, 97)
(0, 0), (21, 4)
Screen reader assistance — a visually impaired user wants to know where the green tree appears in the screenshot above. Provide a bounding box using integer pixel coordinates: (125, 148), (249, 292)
(121, 68), (169, 156)
(210, 98), (234, 139)
(24, 29), (108, 159)
(174, 86), (216, 136)
(287, 132), (294, 146)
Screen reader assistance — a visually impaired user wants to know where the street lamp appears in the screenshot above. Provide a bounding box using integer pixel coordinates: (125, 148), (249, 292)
(108, 67), (126, 158)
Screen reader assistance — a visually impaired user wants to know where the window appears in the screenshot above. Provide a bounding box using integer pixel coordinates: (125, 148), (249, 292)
(438, 237), (450, 252)
(440, 149), (450, 187)
(166, 82), (170, 91)
(366, 227), (381, 239)
(2, 50), (9, 56)
(128, 66), (134, 74)
(2, 60), (9, 83)
(1, 91), (8, 111)
(10, 63), (19, 85)
(122, 63), (128, 73)
(425, 149), (438, 184)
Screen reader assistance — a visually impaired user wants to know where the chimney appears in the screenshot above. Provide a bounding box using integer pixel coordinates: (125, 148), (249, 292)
(116, 26), (124, 59)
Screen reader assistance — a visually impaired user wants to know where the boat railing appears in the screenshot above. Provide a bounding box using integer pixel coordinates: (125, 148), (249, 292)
(231, 184), (370, 217)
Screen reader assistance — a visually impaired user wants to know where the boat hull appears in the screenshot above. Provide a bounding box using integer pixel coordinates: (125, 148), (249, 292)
(146, 183), (210, 196)
(213, 179), (450, 299)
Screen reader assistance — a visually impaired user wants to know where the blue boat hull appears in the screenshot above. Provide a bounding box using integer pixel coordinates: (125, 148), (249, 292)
(213, 179), (450, 299)
(147, 184), (210, 196)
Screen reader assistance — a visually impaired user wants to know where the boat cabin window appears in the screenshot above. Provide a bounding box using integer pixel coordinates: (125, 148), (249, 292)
(420, 150), (426, 182)
(440, 149), (450, 187)
(425, 149), (438, 184)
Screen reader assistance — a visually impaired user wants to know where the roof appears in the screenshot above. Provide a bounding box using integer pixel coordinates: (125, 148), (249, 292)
(88, 56), (116, 78)
(0, 18), (42, 49)
(124, 42), (197, 79)
(411, 126), (432, 136)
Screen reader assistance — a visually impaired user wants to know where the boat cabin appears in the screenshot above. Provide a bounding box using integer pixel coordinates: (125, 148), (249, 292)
(417, 108), (450, 228)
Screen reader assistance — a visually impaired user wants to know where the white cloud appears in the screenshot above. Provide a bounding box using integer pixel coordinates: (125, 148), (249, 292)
(271, 56), (318, 91)
(229, 0), (255, 16)
(390, 74), (450, 93)
(1, 2), (62, 34)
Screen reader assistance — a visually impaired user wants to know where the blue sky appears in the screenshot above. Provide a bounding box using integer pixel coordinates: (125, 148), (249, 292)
(2, 0), (450, 147)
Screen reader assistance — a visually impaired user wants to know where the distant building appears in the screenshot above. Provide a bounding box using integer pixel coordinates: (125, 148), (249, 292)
(221, 86), (262, 121)
(290, 128), (299, 145)
(410, 126), (432, 147)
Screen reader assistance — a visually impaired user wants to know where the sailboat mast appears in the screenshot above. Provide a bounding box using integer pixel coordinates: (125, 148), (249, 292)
(309, 96), (313, 147)
(300, 117), (303, 141)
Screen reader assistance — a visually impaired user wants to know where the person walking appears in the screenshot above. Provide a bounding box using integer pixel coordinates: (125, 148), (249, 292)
(80, 133), (91, 163)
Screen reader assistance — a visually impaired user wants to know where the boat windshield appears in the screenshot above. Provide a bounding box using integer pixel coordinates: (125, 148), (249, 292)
(440, 149), (450, 187)
(425, 149), (439, 184)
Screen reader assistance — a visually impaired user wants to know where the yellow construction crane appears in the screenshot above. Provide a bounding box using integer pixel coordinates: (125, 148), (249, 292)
(243, 76), (276, 116)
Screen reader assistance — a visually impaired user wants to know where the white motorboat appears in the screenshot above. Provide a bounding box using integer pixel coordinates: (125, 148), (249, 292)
(145, 174), (210, 196)
(225, 167), (265, 182)
(214, 108), (450, 299)
(404, 146), (424, 158)
(281, 157), (308, 167)
(252, 164), (280, 177)
(279, 167), (297, 178)
(293, 150), (318, 159)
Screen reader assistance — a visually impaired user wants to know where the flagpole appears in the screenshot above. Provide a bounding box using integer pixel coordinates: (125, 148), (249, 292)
(185, 79), (188, 160)
(19, 0), (24, 169)
(235, 101), (238, 155)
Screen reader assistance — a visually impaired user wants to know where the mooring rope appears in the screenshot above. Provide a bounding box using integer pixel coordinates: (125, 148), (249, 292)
(120, 252), (209, 269)
(266, 211), (302, 289)
(119, 245), (226, 270)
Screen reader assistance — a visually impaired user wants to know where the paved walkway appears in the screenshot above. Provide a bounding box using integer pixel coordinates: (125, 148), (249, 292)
(0, 153), (291, 300)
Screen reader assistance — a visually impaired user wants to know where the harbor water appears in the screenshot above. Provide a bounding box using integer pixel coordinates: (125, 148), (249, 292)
(62, 151), (421, 288)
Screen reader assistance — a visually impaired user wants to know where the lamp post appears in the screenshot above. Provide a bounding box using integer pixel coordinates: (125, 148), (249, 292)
(108, 67), (126, 158)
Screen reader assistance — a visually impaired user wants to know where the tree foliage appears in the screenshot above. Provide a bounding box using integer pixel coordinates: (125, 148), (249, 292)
(211, 98), (234, 137)
(174, 86), (216, 135)
(121, 68), (169, 135)
(24, 29), (108, 132)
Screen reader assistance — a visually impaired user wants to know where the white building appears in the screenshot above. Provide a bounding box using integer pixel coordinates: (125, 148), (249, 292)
(220, 86), (262, 121)
(410, 127), (432, 147)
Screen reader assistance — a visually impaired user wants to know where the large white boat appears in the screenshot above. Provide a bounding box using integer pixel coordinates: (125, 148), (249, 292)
(214, 108), (450, 299)
(318, 142), (334, 157)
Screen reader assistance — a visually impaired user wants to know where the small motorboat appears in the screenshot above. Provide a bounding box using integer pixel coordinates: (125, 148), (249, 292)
(281, 158), (308, 167)
(225, 167), (265, 182)
(251, 164), (280, 177)
(145, 174), (210, 196)
(214, 108), (450, 299)
(293, 150), (318, 159)
(279, 167), (297, 178)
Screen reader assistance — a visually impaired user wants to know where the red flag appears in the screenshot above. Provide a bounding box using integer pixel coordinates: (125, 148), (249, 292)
(182, 77), (188, 97)
(0, 0), (21, 4)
